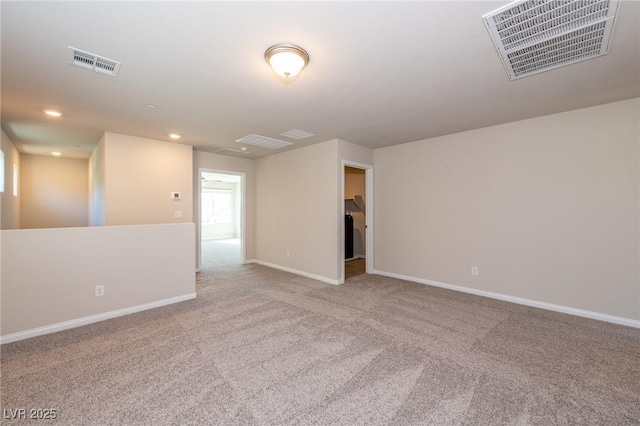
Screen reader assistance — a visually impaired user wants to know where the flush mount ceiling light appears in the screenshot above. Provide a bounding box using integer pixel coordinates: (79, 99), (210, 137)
(265, 44), (309, 78)
(51, 152), (62, 156)
(43, 109), (63, 117)
(169, 133), (182, 139)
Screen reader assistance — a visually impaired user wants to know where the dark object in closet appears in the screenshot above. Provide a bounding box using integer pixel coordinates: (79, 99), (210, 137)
(345, 214), (354, 259)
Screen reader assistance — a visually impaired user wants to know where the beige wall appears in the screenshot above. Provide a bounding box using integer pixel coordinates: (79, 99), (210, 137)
(1, 128), (20, 230)
(195, 140), (371, 280)
(20, 154), (89, 229)
(1, 223), (196, 339)
(345, 167), (366, 257)
(103, 132), (193, 226)
(2, 132), (196, 341)
(338, 139), (374, 166)
(374, 98), (640, 321)
(89, 134), (106, 226)
(256, 140), (340, 282)
(251, 138), (374, 282)
(194, 150), (256, 267)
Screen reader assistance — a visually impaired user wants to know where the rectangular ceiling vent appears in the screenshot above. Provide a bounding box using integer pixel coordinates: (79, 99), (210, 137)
(235, 134), (293, 149)
(483, 0), (620, 80)
(68, 47), (121, 77)
(280, 129), (315, 140)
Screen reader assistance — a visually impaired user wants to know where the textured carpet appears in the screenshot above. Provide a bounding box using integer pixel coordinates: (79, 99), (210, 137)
(2, 264), (640, 425)
(201, 238), (241, 270)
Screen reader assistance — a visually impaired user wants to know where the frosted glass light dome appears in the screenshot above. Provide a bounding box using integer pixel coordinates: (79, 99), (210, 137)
(265, 44), (309, 78)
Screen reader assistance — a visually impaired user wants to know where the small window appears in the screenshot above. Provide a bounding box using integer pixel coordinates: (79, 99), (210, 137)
(0, 150), (4, 193)
(13, 163), (18, 196)
(201, 190), (232, 225)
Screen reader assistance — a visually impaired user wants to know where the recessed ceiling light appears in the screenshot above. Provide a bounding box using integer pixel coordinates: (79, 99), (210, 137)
(43, 109), (63, 117)
(51, 152), (62, 156)
(169, 133), (182, 139)
(146, 104), (157, 109)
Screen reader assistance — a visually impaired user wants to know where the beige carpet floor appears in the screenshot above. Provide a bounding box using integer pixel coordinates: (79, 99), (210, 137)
(201, 238), (241, 270)
(1, 263), (639, 425)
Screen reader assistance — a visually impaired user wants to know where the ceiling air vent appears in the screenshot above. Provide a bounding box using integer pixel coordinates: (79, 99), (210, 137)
(280, 129), (315, 140)
(235, 134), (292, 149)
(483, 0), (620, 80)
(68, 47), (121, 77)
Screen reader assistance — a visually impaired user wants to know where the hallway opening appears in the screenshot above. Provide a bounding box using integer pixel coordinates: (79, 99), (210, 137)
(198, 170), (245, 270)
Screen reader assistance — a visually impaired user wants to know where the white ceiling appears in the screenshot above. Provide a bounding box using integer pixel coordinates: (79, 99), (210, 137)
(2, 1), (639, 160)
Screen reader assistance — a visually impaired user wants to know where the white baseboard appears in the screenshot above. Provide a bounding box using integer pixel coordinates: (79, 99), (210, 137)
(0, 293), (197, 345)
(373, 270), (640, 329)
(250, 260), (340, 285)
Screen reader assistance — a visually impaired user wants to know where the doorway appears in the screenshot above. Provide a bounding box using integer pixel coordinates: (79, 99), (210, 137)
(342, 161), (373, 282)
(198, 169), (245, 270)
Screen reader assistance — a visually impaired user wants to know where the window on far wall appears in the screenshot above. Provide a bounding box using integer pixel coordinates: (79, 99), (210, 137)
(0, 150), (4, 193)
(201, 189), (232, 225)
(12, 163), (18, 197)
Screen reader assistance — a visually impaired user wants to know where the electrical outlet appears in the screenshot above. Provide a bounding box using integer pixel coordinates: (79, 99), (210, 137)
(471, 266), (479, 276)
(95, 285), (105, 297)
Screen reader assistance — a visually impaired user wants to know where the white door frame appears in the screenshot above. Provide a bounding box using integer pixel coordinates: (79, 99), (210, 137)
(197, 168), (246, 270)
(341, 160), (374, 283)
